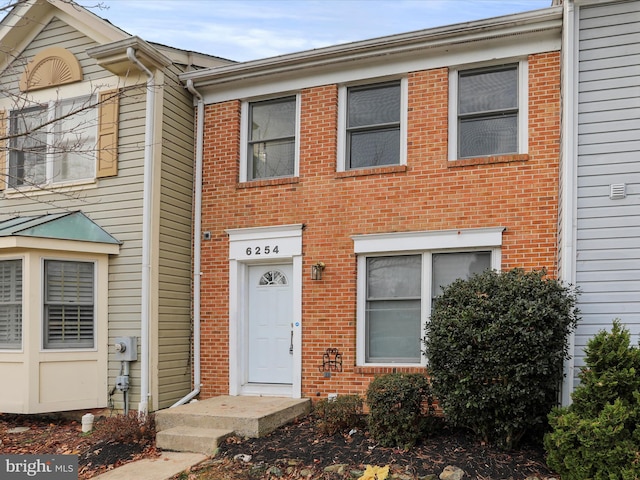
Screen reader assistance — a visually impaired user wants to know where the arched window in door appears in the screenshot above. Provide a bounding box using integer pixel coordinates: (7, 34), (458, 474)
(258, 270), (288, 286)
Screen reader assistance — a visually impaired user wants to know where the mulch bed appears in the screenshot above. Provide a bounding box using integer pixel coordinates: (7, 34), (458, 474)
(216, 416), (558, 479)
(0, 412), (159, 479)
(1, 411), (558, 479)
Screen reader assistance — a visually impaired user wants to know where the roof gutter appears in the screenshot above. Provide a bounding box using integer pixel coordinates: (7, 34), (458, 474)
(127, 46), (155, 415)
(180, 7), (562, 88)
(171, 79), (204, 407)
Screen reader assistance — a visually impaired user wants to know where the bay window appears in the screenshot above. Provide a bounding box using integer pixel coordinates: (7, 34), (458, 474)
(0, 259), (22, 350)
(43, 260), (95, 349)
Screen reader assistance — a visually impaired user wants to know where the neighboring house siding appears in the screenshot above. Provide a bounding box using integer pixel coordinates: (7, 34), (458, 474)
(0, 17), (108, 94)
(0, 21), (147, 408)
(21, 18), (109, 81)
(198, 51), (561, 399)
(574, 0), (640, 380)
(156, 64), (195, 409)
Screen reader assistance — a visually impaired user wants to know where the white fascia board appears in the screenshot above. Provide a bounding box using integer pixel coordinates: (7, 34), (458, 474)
(0, 237), (120, 255)
(0, 0), (128, 75)
(182, 8), (561, 103)
(573, 0), (608, 6)
(352, 227), (505, 255)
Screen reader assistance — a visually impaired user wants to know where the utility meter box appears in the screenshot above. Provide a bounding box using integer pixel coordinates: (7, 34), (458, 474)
(114, 336), (138, 362)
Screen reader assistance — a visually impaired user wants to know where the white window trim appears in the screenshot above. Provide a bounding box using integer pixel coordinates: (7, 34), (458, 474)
(337, 77), (408, 172)
(239, 93), (301, 182)
(448, 59), (528, 161)
(6, 95), (98, 192)
(0, 256), (24, 352)
(226, 224), (303, 398)
(41, 257), (97, 352)
(353, 227), (504, 367)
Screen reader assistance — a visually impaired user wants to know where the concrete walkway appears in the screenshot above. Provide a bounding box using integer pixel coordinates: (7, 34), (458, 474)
(92, 452), (207, 480)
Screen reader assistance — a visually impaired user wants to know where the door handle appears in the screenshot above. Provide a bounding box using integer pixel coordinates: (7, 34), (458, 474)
(289, 325), (293, 355)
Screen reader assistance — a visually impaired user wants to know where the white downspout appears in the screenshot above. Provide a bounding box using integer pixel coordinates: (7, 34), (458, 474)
(171, 79), (203, 407)
(560, 0), (578, 406)
(127, 47), (155, 415)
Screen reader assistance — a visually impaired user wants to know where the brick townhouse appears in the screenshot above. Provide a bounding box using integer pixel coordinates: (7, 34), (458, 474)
(180, 6), (563, 401)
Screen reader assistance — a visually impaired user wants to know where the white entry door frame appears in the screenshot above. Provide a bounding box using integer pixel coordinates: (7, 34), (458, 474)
(227, 224), (303, 398)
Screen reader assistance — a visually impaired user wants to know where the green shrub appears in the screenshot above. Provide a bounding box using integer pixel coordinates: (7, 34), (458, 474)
(424, 268), (579, 449)
(314, 394), (364, 435)
(571, 321), (640, 417)
(366, 373), (434, 449)
(544, 321), (640, 479)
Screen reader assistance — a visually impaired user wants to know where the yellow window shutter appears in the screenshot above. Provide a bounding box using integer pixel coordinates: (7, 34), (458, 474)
(96, 89), (119, 178)
(0, 110), (6, 191)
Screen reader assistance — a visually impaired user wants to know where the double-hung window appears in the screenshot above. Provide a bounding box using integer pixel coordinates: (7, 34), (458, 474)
(246, 96), (297, 181)
(8, 96), (96, 188)
(355, 229), (503, 365)
(342, 81), (402, 170)
(450, 62), (527, 159)
(366, 255), (422, 363)
(43, 260), (95, 349)
(0, 259), (22, 350)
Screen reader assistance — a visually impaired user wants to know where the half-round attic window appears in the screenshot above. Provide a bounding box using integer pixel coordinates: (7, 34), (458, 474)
(19, 47), (83, 92)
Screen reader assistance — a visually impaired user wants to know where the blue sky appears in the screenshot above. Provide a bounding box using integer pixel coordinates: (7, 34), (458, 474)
(80, 0), (553, 62)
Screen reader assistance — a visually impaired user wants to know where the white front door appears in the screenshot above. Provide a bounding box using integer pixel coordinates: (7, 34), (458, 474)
(247, 264), (293, 384)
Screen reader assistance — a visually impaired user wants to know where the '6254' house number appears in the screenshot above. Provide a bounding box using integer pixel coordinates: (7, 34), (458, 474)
(245, 245), (279, 256)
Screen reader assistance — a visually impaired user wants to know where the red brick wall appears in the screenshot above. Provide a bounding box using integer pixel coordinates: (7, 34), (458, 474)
(198, 51), (561, 400)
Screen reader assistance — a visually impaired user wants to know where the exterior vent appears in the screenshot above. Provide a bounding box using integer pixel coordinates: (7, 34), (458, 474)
(610, 183), (626, 200)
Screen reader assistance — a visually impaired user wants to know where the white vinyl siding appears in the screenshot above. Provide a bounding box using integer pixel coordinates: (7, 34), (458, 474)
(573, 0), (640, 382)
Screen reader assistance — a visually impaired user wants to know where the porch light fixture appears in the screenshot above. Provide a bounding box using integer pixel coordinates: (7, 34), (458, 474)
(311, 262), (325, 280)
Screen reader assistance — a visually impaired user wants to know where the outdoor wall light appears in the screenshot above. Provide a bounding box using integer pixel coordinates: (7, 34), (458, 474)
(311, 262), (325, 280)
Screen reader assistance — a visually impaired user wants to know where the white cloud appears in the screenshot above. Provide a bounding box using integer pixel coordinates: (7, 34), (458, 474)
(81, 0), (552, 61)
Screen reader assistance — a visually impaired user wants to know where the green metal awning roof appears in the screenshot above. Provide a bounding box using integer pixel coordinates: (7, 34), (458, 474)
(0, 211), (121, 245)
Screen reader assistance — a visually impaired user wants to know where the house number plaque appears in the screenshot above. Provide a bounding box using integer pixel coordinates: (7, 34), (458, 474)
(228, 225), (302, 260)
(230, 236), (300, 260)
(245, 245), (280, 256)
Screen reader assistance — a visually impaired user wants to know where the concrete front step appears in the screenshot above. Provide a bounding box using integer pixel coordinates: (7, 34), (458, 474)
(155, 396), (311, 454)
(156, 426), (233, 455)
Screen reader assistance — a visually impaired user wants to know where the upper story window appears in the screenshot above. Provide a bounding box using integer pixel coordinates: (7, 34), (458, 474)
(339, 80), (405, 171)
(244, 96), (298, 181)
(449, 61), (528, 160)
(8, 96), (96, 188)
